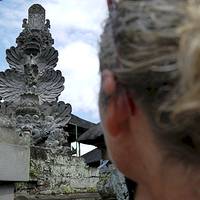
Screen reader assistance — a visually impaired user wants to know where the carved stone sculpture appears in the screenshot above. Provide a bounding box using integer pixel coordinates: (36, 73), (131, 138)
(0, 4), (73, 155)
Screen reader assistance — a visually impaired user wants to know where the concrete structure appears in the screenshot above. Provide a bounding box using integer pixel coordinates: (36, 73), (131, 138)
(0, 116), (30, 199)
(15, 146), (99, 198)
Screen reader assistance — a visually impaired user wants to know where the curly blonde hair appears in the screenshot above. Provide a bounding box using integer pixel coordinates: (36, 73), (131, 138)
(99, 0), (200, 163)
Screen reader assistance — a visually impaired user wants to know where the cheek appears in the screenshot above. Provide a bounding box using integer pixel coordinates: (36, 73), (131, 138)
(99, 106), (113, 156)
(99, 111), (117, 165)
(99, 100), (107, 133)
(102, 128), (116, 164)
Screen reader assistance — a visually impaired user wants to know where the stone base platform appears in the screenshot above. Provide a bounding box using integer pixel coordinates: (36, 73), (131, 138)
(15, 193), (102, 200)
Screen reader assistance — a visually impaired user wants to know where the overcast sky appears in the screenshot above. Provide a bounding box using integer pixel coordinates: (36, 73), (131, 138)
(0, 0), (108, 155)
(0, 0), (108, 123)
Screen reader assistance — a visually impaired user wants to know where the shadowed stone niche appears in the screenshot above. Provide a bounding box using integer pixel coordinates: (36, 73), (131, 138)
(0, 4), (72, 156)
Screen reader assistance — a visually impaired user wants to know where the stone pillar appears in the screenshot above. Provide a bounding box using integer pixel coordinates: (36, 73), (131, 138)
(0, 117), (30, 200)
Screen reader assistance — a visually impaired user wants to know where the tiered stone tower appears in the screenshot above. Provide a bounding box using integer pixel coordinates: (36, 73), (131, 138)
(0, 4), (73, 155)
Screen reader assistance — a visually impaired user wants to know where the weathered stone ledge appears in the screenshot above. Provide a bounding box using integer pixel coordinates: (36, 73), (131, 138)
(15, 193), (101, 200)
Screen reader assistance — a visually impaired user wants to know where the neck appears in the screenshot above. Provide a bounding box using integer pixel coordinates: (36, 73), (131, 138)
(134, 160), (200, 200)
(124, 105), (200, 200)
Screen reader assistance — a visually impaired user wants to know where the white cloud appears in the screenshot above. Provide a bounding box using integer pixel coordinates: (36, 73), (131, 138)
(44, 0), (107, 32)
(58, 41), (100, 120)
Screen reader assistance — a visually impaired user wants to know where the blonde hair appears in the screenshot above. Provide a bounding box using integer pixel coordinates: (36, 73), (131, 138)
(99, 0), (200, 162)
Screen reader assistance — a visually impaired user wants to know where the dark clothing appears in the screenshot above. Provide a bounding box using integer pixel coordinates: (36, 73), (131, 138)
(125, 177), (137, 200)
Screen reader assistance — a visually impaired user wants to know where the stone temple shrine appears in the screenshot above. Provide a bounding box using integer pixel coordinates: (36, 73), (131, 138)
(0, 3), (97, 157)
(0, 4), (129, 200)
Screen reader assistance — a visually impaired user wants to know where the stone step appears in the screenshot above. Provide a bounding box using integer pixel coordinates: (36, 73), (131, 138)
(15, 193), (103, 200)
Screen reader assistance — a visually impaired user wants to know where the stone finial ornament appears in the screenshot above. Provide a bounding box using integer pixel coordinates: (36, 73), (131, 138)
(16, 4), (54, 54)
(28, 4), (45, 30)
(0, 4), (73, 155)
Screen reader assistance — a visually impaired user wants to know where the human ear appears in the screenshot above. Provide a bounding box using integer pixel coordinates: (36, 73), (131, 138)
(105, 93), (131, 136)
(101, 70), (135, 137)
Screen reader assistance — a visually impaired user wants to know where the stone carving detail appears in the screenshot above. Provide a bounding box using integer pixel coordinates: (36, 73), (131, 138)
(0, 67), (64, 104)
(6, 46), (58, 73)
(16, 4), (54, 54)
(0, 4), (73, 155)
(28, 4), (45, 30)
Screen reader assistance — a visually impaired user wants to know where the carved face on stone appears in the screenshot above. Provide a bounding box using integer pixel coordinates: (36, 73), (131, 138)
(45, 116), (55, 126)
(16, 114), (39, 137)
(24, 31), (43, 55)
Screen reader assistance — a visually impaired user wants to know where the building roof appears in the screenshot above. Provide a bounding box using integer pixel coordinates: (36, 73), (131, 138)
(77, 123), (104, 145)
(70, 114), (96, 130)
(82, 148), (102, 166)
(65, 114), (96, 143)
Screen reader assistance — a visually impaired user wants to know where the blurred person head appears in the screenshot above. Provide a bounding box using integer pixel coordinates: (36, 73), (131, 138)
(99, 0), (200, 199)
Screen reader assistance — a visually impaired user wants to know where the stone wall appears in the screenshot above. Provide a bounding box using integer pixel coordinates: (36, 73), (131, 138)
(15, 146), (99, 196)
(97, 164), (129, 200)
